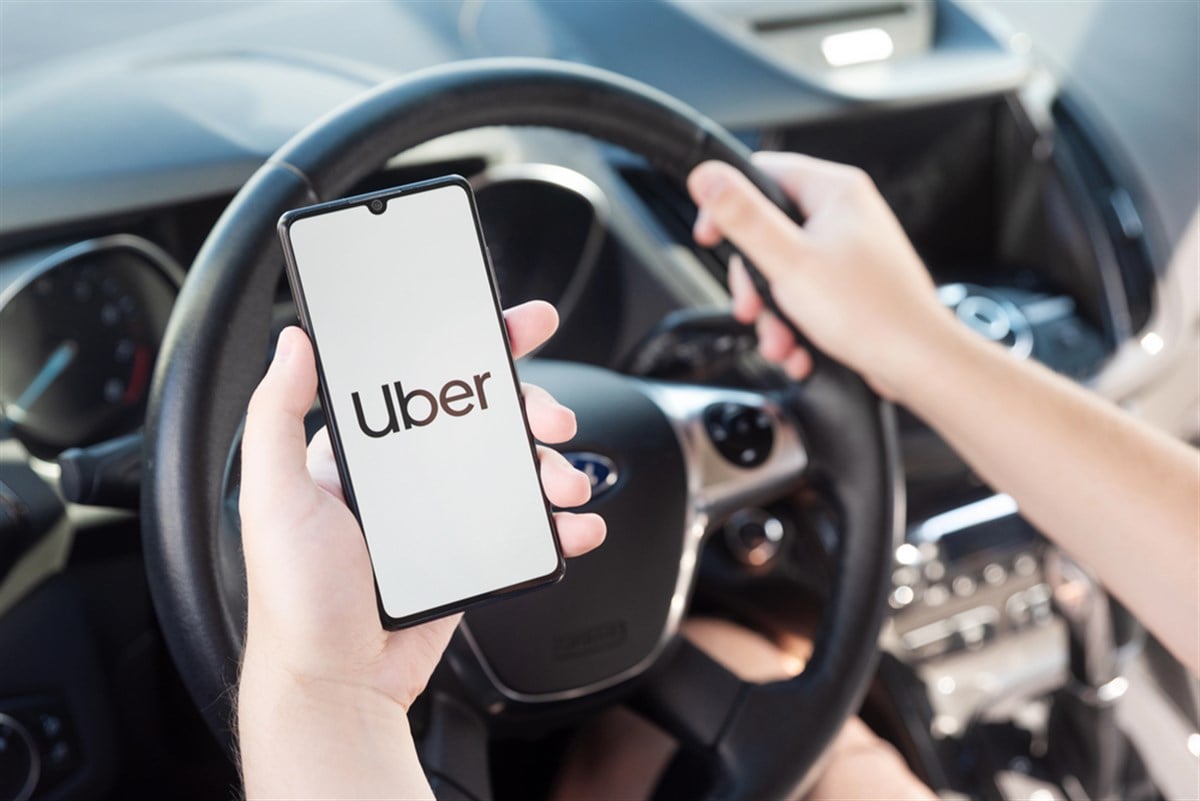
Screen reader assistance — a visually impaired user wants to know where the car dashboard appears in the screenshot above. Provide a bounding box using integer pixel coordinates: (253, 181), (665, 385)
(0, 1), (1195, 800)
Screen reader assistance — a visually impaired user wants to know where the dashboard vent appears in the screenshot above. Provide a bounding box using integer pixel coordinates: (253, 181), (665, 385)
(681, 0), (935, 71)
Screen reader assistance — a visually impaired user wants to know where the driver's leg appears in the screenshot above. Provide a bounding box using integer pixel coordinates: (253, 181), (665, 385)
(552, 617), (796, 800)
(551, 705), (676, 801)
(807, 715), (939, 801)
(551, 617), (937, 801)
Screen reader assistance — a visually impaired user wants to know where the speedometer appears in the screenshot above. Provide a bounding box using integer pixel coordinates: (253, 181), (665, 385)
(0, 235), (181, 458)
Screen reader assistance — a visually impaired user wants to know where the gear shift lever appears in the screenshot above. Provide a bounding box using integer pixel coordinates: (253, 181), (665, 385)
(1047, 552), (1120, 688)
(1045, 550), (1128, 800)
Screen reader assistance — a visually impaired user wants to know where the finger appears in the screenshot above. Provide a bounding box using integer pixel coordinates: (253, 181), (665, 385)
(728, 255), (764, 324)
(693, 207), (722, 247)
(539, 446), (592, 508)
(752, 151), (873, 218)
(305, 427), (345, 502)
(781, 347), (815, 381)
(687, 161), (808, 282)
(756, 312), (796, 363)
(505, 300), (559, 360)
(554, 511), (607, 558)
(523, 383), (577, 444)
(241, 327), (319, 521)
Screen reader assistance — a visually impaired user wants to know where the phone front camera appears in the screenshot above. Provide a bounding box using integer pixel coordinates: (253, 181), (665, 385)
(369, 199), (386, 215)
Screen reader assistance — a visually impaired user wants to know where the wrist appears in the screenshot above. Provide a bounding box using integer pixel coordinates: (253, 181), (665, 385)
(872, 307), (972, 407)
(238, 649), (410, 723)
(238, 657), (430, 800)
(884, 312), (988, 413)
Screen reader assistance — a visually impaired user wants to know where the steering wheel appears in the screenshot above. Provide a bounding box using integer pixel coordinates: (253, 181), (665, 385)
(142, 59), (899, 800)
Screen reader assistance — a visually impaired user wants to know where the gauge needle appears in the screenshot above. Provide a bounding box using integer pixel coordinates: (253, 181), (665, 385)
(3, 340), (78, 428)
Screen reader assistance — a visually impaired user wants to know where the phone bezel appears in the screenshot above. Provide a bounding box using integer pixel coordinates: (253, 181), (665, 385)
(277, 175), (566, 630)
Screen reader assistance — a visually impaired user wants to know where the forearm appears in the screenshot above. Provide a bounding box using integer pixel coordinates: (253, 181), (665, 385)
(692, 153), (1200, 668)
(896, 320), (1200, 673)
(238, 658), (434, 801)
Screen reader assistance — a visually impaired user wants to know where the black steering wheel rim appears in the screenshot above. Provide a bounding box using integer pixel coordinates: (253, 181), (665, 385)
(142, 58), (898, 800)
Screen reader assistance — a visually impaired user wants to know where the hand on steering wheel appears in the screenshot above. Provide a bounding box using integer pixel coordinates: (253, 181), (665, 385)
(689, 154), (947, 401)
(238, 299), (605, 711)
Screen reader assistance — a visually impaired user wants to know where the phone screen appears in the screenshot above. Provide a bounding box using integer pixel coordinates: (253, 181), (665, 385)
(279, 179), (562, 627)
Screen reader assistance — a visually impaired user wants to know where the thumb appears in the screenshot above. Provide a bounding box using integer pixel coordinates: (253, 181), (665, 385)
(687, 161), (808, 283)
(240, 326), (319, 525)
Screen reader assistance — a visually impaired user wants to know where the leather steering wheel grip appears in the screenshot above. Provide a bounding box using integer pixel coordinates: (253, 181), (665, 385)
(142, 58), (897, 798)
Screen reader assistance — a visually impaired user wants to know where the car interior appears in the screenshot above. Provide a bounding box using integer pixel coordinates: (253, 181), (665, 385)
(1, 2), (1197, 800)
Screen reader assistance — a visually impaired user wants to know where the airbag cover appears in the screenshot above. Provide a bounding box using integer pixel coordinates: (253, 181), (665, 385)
(463, 360), (687, 698)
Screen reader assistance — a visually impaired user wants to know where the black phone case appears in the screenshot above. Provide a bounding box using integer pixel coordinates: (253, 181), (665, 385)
(276, 175), (565, 630)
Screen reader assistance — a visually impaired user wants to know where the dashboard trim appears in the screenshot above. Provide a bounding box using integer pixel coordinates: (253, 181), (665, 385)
(469, 162), (611, 325)
(0, 234), (185, 314)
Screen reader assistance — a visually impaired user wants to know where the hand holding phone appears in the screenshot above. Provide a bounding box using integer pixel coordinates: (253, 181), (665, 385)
(278, 177), (582, 628)
(237, 305), (604, 799)
(239, 302), (604, 706)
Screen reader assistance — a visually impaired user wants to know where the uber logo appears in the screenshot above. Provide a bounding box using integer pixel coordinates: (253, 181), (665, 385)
(352, 372), (493, 437)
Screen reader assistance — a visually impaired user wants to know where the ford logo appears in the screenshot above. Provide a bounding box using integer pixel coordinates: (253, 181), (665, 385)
(562, 452), (619, 500)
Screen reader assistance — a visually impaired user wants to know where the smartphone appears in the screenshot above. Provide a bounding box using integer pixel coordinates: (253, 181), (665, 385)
(277, 176), (564, 629)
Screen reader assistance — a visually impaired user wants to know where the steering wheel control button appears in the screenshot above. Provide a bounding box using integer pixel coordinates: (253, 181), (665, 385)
(704, 403), (774, 468)
(723, 508), (786, 567)
(0, 713), (39, 801)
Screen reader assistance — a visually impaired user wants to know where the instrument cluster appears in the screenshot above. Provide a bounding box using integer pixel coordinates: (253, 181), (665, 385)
(0, 236), (181, 459)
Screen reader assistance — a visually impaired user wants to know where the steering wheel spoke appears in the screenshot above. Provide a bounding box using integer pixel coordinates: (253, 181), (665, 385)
(635, 638), (748, 751)
(418, 691), (494, 801)
(637, 380), (807, 524)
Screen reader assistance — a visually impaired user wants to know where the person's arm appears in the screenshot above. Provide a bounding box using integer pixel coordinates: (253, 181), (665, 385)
(237, 301), (605, 798)
(688, 154), (1200, 674)
(899, 307), (1200, 672)
(237, 663), (432, 800)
